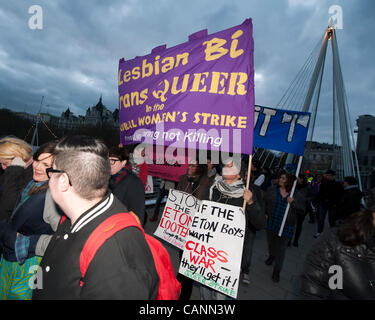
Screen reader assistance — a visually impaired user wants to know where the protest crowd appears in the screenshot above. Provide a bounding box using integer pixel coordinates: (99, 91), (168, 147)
(0, 134), (374, 300)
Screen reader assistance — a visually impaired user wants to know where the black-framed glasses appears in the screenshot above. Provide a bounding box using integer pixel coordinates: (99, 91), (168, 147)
(109, 158), (121, 165)
(46, 168), (72, 186)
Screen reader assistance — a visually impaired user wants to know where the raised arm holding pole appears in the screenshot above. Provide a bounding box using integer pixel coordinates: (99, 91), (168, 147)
(278, 155), (303, 237)
(243, 155), (253, 211)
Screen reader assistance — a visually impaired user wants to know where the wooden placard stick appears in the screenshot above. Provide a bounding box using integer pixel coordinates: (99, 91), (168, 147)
(243, 154), (253, 211)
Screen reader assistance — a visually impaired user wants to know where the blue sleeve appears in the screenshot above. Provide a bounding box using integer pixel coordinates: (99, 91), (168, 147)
(15, 234), (30, 264)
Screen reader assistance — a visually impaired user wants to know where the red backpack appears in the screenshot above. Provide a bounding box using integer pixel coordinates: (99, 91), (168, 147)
(60, 213), (181, 300)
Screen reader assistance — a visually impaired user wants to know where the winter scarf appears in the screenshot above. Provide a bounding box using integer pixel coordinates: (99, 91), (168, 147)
(109, 168), (129, 187)
(209, 175), (245, 200)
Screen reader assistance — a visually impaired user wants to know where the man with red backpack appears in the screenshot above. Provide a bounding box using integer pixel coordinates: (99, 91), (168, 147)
(32, 136), (179, 300)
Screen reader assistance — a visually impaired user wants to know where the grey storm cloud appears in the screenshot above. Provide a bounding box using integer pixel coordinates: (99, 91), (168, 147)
(0, 0), (374, 143)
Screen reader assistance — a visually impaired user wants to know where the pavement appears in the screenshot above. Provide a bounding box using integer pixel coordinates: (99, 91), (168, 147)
(144, 207), (319, 300)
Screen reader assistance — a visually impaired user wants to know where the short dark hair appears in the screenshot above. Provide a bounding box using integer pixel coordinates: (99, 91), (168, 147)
(54, 135), (110, 200)
(109, 146), (129, 162)
(33, 140), (58, 161)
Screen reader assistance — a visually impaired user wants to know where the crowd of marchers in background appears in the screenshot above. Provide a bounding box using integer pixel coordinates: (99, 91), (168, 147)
(0, 135), (374, 300)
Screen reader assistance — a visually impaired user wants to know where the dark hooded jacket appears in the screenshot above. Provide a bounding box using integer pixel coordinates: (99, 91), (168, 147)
(336, 186), (363, 221)
(300, 227), (375, 300)
(0, 165), (33, 222)
(109, 168), (145, 226)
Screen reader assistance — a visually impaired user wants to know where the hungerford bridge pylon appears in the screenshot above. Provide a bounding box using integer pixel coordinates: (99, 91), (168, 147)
(258, 25), (361, 187)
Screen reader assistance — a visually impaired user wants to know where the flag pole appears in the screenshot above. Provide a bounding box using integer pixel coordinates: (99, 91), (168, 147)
(278, 155), (303, 237)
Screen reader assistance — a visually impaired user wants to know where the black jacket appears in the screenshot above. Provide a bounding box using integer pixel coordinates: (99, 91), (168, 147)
(294, 184), (315, 216)
(0, 165), (33, 222)
(33, 193), (159, 300)
(109, 169), (145, 226)
(336, 186), (363, 221)
(300, 228), (375, 300)
(0, 187), (54, 262)
(316, 179), (344, 208)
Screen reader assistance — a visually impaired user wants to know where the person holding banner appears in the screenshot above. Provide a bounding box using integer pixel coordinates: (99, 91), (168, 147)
(108, 146), (146, 226)
(176, 160), (212, 300)
(200, 159), (266, 299)
(264, 172), (305, 282)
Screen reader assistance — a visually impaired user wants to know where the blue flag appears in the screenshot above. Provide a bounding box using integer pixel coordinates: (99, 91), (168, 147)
(253, 105), (311, 156)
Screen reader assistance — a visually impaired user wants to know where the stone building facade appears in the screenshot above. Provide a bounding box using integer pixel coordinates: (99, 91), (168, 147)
(303, 141), (336, 174)
(57, 96), (118, 129)
(356, 114), (375, 189)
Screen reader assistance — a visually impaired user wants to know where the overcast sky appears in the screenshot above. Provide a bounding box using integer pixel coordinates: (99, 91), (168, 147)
(0, 0), (374, 143)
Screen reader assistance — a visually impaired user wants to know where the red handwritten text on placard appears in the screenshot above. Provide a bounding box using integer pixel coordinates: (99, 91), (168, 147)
(186, 240), (228, 273)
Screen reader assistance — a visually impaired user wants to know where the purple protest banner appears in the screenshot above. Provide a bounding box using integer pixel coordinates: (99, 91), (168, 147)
(118, 19), (255, 155)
